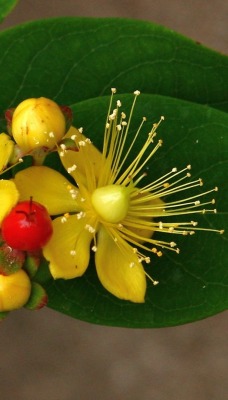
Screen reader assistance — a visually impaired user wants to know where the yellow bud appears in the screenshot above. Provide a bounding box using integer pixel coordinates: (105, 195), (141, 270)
(12, 97), (66, 152)
(91, 184), (130, 223)
(0, 269), (31, 312)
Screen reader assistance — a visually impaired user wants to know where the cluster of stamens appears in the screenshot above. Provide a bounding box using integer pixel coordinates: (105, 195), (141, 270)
(55, 89), (223, 285)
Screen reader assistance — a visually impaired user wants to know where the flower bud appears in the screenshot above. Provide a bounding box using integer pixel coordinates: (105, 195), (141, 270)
(11, 97), (66, 152)
(0, 269), (31, 312)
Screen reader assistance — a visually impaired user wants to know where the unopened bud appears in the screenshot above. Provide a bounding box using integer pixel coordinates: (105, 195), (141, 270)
(0, 269), (31, 312)
(12, 97), (66, 152)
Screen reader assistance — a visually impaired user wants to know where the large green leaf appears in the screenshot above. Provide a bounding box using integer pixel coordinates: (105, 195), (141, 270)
(39, 93), (227, 328)
(0, 0), (18, 23)
(0, 17), (227, 116)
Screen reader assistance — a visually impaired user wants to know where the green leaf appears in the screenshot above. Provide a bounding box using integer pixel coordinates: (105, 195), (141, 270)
(0, 17), (227, 117)
(0, 0), (18, 23)
(43, 93), (228, 327)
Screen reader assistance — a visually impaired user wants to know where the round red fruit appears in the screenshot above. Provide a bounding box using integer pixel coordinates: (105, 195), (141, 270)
(1, 200), (53, 252)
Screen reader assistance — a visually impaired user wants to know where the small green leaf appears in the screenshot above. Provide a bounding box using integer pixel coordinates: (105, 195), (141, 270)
(0, 0), (18, 23)
(0, 17), (227, 117)
(44, 93), (228, 327)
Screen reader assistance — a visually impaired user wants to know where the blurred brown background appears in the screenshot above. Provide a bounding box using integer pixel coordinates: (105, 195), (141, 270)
(1, 1), (227, 400)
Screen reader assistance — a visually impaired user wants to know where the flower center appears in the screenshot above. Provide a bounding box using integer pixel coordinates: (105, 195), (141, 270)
(91, 184), (130, 223)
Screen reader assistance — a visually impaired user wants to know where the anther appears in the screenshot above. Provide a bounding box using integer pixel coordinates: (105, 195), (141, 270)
(77, 211), (85, 219)
(191, 221), (198, 226)
(67, 164), (77, 174)
(78, 141), (86, 147)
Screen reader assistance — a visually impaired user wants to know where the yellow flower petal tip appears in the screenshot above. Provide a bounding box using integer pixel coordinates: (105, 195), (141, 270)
(95, 227), (146, 303)
(0, 269), (31, 312)
(12, 97), (66, 152)
(0, 180), (19, 226)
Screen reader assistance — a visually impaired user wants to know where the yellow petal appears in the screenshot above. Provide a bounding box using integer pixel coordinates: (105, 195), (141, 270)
(13, 166), (80, 215)
(0, 180), (19, 226)
(128, 196), (165, 242)
(65, 126), (102, 177)
(60, 126), (102, 188)
(95, 227), (146, 303)
(0, 133), (14, 172)
(43, 214), (92, 279)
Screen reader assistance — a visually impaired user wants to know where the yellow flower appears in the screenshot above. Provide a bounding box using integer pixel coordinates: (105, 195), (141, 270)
(14, 90), (223, 303)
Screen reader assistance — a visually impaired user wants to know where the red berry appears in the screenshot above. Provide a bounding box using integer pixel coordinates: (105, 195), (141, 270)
(1, 200), (53, 252)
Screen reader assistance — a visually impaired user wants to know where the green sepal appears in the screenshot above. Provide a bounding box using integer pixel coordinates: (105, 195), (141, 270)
(23, 253), (42, 278)
(0, 311), (9, 321)
(0, 243), (25, 275)
(24, 282), (48, 310)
